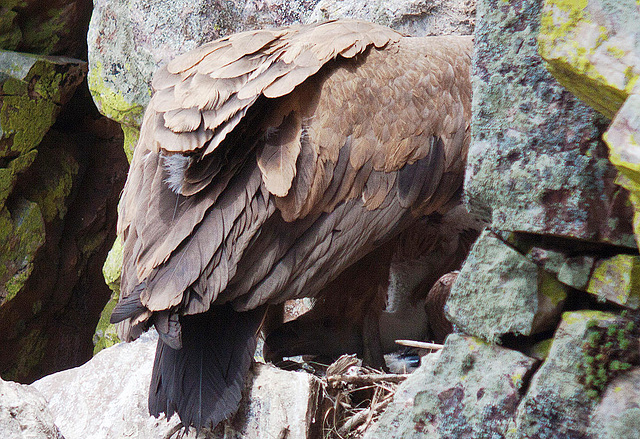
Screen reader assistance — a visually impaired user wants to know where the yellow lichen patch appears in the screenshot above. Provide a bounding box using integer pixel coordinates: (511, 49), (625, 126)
(538, 0), (640, 118)
(539, 270), (568, 306)
(511, 371), (523, 387)
(561, 310), (610, 326)
(587, 255), (640, 309)
(604, 94), (640, 247)
(88, 62), (145, 129)
(121, 125), (140, 162)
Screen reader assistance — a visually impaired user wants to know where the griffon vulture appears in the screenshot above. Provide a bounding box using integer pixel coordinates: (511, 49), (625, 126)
(264, 205), (483, 366)
(110, 19), (472, 430)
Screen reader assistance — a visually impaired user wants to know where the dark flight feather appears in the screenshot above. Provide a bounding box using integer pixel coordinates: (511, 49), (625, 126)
(109, 282), (146, 324)
(149, 305), (266, 430)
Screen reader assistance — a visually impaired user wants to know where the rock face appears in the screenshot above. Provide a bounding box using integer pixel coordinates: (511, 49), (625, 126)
(589, 369), (640, 439)
(0, 53), (85, 306)
(0, 6), (129, 382)
(372, 0), (640, 437)
(537, 0), (639, 119)
(32, 332), (322, 439)
(365, 335), (538, 439)
(0, 0), (93, 58)
(448, 230), (567, 342)
(0, 377), (64, 439)
(536, 0), (640, 249)
(466, 0), (634, 246)
(511, 311), (639, 438)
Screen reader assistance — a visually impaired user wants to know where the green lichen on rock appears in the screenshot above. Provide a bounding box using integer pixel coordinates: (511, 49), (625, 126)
(587, 254), (640, 309)
(92, 291), (120, 355)
(20, 145), (79, 223)
(448, 230), (564, 342)
(538, 0), (640, 118)
(0, 198), (45, 305)
(87, 62), (145, 129)
(0, 1), (24, 51)
(102, 235), (123, 295)
(94, 236), (123, 355)
(366, 334), (538, 439)
(0, 148), (36, 206)
(533, 271), (569, 330)
(2, 328), (47, 382)
(603, 94), (640, 249)
(121, 125), (140, 162)
(19, 7), (67, 55)
(0, 51), (86, 157)
(509, 310), (624, 438)
(530, 338), (553, 360)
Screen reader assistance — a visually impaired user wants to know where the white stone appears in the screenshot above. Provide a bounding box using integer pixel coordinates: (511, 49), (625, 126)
(0, 377), (63, 439)
(32, 331), (320, 439)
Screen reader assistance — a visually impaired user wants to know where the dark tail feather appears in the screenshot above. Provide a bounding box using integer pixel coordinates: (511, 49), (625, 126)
(109, 282), (147, 324)
(149, 304), (266, 430)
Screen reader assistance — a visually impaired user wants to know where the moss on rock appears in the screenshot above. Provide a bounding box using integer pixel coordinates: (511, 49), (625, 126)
(0, 198), (45, 305)
(0, 51), (86, 157)
(94, 236), (123, 354)
(20, 144), (79, 223)
(509, 310), (632, 438)
(0, 1), (24, 51)
(87, 62), (145, 131)
(92, 291), (120, 355)
(2, 328), (47, 382)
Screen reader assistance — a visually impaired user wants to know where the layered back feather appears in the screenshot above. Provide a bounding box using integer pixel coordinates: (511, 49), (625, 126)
(112, 19), (473, 430)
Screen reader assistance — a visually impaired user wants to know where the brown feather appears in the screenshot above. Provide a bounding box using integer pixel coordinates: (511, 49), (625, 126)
(113, 20), (473, 431)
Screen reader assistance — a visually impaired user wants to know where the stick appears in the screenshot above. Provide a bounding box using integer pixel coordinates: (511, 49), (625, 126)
(338, 395), (392, 435)
(395, 340), (444, 350)
(327, 373), (408, 385)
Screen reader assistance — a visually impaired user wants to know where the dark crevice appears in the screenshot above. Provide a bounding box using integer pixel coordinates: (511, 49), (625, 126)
(494, 229), (638, 258)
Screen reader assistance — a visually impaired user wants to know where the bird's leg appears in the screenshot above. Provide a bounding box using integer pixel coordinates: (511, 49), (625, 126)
(362, 306), (388, 372)
(261, 303), (285, 363)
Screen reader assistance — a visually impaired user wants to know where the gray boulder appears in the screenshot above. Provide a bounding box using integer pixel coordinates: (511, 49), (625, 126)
(0, 377), (64, 439)
(589, 369), (640, 439)
(32, 331), (321, 439)
(447, 230), (567, 342)
(365, 334), (538, 438)
(510, 311), (639, 438)
(466, 0), (635, 247)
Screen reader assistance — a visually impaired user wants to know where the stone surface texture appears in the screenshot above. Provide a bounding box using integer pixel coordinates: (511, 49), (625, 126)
(467, 0), (634, 247)
(0, 4), (129, 382)
(604, 93), (640, 247)
(0, 377), (64, 439)
(589, 368), (640, 439)
(364, 334), (538, 439)
(33, 332), (321, 439)
(448, 230), (567, 342)
(0, 0), (93, 58)
(509, 311), (639, 438)
(537, 0), (640, 254)
(538, 0), (640, 119)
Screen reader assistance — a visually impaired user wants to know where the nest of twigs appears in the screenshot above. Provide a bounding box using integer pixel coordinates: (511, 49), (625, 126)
(318, 355), (408, 439)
